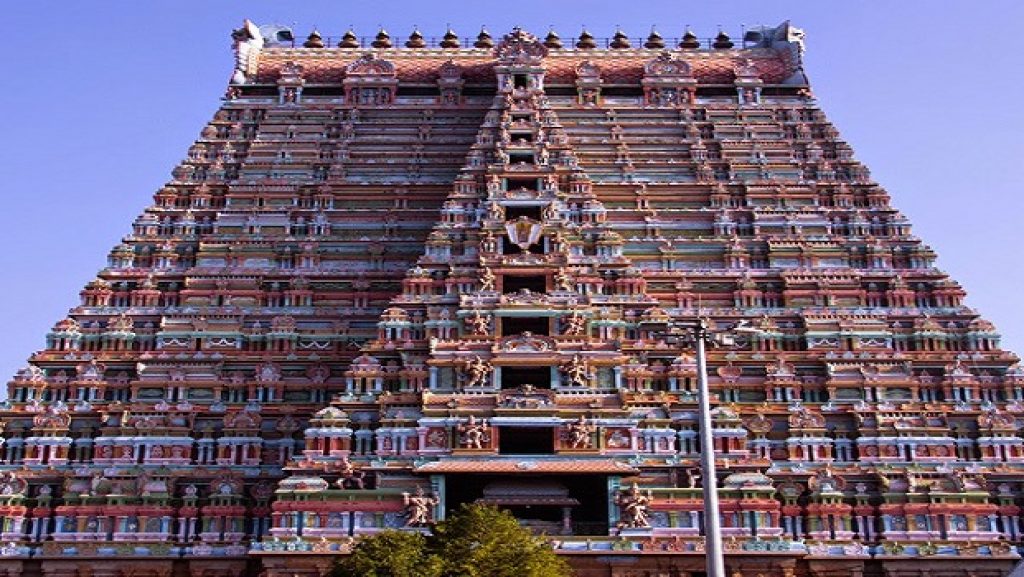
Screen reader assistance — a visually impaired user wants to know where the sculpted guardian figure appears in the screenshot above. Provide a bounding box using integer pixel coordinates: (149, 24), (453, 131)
(615, 483), (652, 529)
(402, 487), (439, 527)
(458, 415), (489, 449)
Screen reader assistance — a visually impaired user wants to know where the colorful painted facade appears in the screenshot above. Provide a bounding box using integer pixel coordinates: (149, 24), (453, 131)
(1, 20), (1021, 577)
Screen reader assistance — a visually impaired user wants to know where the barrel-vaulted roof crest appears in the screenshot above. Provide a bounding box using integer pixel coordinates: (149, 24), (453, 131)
(643, 52), (693, 78)
(438, 59), (462, 79)
(575, 60), (601, 81)
(494, 27), (548, 64)
(345, 53), (396, 76)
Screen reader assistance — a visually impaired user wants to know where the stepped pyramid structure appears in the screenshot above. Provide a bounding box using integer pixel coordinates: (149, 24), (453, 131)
(0, 20), (1021, 577)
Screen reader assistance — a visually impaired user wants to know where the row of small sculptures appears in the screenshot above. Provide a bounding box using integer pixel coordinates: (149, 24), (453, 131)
(457, 415), (595, 449)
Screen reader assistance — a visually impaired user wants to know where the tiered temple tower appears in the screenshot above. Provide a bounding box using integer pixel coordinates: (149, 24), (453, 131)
(0, 20), (1021, 577)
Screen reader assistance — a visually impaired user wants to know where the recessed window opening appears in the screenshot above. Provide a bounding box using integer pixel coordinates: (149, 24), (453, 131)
(501, 366), (552, 390)
(502, 236), (545, 255)
(502, 275), (546, 293)
(506, 178), (538, 191)
(509, 152), (535, 164)
(499, 427), (553, 454)
(505, 206), (542, 221)
(500, 316), (549, 337)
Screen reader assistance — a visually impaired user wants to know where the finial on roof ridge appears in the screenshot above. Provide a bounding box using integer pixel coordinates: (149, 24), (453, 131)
(338, 28), (359, 49)
(441, 26), (460, 48)
(713, 29), (734, 50)
(303, 29), (324, 49)
(611, 27), (631, 49)
(679, 26), (700, 50)
(577, 28), (596, 50)
(544, 28), (563, 49)
(475, 27), (494, 49)
(372, 27), (392, 49)
(645, 27), (665, 49)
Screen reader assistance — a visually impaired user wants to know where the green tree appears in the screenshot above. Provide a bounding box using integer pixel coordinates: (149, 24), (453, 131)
(429, 504), (572, 577)
(330, 504), (573, 577)
(331, 530), (441, 577)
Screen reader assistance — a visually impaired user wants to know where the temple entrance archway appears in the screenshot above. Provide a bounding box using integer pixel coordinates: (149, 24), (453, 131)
(444, 474), (609, 536)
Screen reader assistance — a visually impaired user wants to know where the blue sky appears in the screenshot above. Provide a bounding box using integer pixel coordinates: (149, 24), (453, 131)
(1, 0), (1022, 380)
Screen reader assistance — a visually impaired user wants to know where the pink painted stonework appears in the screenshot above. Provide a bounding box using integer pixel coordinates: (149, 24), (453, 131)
(0, 21), (1019, 577)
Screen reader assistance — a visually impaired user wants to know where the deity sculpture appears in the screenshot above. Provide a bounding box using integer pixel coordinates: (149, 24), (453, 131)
(563, 355), (590, 387)
(463, 356), (492, 388)
(564, 416), (594, 449)
(563, 311), (587, 336)
(615, 483), (652, 528)
(468, 310), (490, 336)
(402, 487), (439, 527)
(335, 456), (367, 490)
(480, 268), (497, 292)
(458, 415), (490, 449)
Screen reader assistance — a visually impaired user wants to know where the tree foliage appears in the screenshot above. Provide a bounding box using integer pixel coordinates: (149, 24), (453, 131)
(431, 504), (572, 577)
(331, 504), (573, 577)
(331, 530), (440, 577)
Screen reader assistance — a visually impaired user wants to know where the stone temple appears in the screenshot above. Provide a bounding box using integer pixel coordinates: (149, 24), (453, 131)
(0, 20), (1021, 577)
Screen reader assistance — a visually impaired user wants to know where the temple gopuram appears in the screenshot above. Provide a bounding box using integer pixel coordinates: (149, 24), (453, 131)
(0, 19), (1021, 577)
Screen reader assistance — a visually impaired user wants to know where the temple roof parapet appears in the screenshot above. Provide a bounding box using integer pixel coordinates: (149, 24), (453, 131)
(230, 22), (806, 87)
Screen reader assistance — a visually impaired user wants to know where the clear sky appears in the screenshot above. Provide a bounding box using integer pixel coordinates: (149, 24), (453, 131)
(2, 0), (1022, 382)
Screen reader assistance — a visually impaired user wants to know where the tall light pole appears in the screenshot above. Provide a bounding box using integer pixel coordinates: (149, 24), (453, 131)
(693, 318), (725, 577)
(658, 318), (736, 577)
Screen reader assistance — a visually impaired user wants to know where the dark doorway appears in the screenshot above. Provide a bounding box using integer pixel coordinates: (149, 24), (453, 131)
(502, 236), (545, 255)
(509, 152), (535, 165)
(506, 177), (538, 192)
(502, 275), (546, 293)
(501, 366), (551, 390)
(500, 316), (549, 336)
(505, 206), (542, 221)
(444, 474), (610, 536)
(499, 426), (554, 454)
